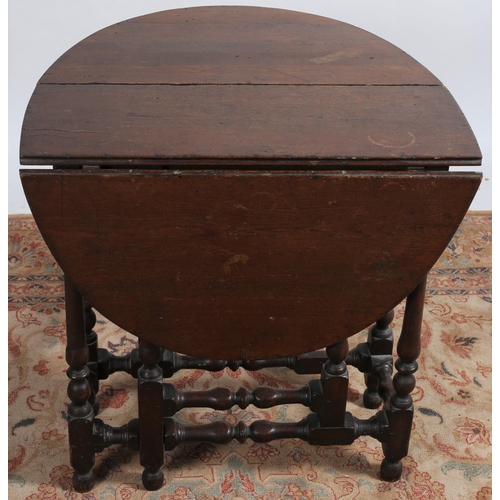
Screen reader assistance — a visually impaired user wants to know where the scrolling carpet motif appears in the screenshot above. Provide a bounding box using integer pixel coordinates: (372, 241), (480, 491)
(8, 213), (491, 499)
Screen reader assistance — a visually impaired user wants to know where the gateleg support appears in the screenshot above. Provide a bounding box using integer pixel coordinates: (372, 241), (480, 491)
(381, 276), (426, 481)
(65, 276), (95, 493)
(138, 340), (165, 491)
(84, 301), (100, 415)
(318, 339), (349, 427)
(363, 309), (394, 409)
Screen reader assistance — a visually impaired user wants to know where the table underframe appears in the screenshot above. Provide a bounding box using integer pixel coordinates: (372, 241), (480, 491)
(64, 274), (426, 492)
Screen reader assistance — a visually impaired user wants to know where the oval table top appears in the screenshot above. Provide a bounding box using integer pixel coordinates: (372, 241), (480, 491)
(20, 168), (481, 359)
(20, 6), (481, 168)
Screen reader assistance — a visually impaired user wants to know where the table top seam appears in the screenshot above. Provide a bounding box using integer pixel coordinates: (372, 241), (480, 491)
(37, 82), (445, 87)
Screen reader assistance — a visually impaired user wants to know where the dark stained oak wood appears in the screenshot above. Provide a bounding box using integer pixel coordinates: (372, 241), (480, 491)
(319, 340), (349, 427)
(38, 7), (441, 86)
(20, 84), (480, 167)
(163, 412), (390, 451)
(92, 347), (327, 381)
(138, 340), (164, 491)
(84, 303), (100, 415)
(381, 276), (427, 481)
(363, 310), (395, 409)
(164, 416), (312, 450)
(18, 6), (484, 488)
(21, 169), (481, 360)
(93, 418), (139, 453)
(19, 6), (481, 167)
(162, 383), (313, 415)
(64, 276), (95, 493)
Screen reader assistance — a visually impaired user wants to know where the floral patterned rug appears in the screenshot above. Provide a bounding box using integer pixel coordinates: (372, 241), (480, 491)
(8, 213), (492, 500)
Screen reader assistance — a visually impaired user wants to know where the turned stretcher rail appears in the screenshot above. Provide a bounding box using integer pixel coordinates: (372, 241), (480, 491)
(162, 383), (314, 415)
(91, 347), (329, 380)
(92, 411), (391, 453)
(90, 342), (392, 382)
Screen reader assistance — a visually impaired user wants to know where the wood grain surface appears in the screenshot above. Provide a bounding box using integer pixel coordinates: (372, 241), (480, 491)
(38, 7), (440, 86)
(21, 84), (481, 167)
(20, 169), (481, 360)
(19, 6), (482, 167)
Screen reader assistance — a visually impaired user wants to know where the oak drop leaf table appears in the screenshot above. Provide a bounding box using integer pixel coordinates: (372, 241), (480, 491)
(19, 6), (482, 492)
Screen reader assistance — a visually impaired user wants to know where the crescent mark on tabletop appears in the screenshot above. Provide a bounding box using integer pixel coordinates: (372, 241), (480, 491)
(367, 132), (416, 149)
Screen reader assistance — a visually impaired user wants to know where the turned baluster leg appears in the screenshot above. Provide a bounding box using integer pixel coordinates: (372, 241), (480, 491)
(138, 340), (165, 490)
(363, 309), (394, 409)
(319, 339), (349, 427)
(381, 276), (426, 481)
(84, 301), (100, 415)
(65, 276), (95, 492)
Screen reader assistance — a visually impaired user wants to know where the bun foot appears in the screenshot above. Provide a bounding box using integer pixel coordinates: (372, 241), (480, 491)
(362, 388), (382, 409)
(142, 467), (164, 491)
(72, 470), (95, 493)
(380, 458), (402, 481)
